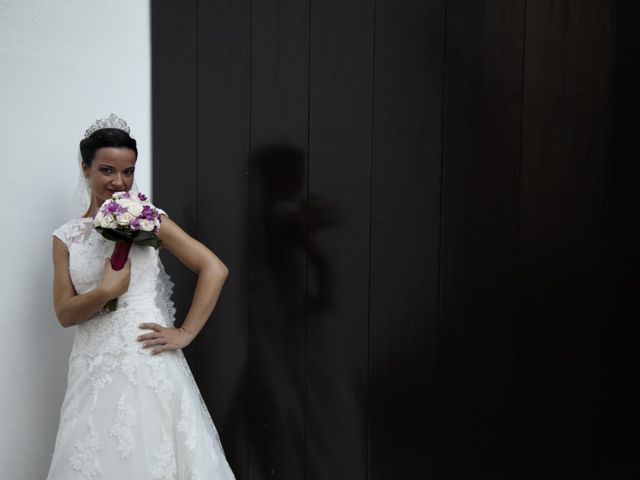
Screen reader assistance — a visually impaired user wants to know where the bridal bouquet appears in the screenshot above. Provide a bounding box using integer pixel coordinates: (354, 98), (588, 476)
(93, 191), (163, 312)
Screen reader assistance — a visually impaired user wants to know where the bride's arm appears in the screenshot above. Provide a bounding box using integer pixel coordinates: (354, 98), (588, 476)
(142, 215), (228, 348)
(52, 237), (131, 327)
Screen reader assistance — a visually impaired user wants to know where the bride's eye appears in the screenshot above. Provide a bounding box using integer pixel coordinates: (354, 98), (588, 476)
(125, 169), (135, 177)
(99, 167), (112, 174)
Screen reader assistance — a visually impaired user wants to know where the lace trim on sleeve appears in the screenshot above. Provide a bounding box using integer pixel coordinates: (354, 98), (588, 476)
(154, 206), (175, 325)
(155, 257), (177, 327)
(52, 221), (72, 247)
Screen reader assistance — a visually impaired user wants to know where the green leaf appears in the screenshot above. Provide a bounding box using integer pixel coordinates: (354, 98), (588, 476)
(95, 227), (134, 243)
(95, 226), (161, 249)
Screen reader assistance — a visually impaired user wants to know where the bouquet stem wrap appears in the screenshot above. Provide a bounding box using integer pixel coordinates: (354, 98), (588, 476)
(103, 241), (133, 311)
(111, 241), (132, 270)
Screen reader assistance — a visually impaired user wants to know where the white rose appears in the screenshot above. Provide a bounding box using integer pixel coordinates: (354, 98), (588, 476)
(139, 219), (155, 232)
(128, 202), (143, 216)
(100, 214), (117, 229)
(116, 212), (135, 226)
(118, 198), (133, 210)
(93, 210), (104, 227)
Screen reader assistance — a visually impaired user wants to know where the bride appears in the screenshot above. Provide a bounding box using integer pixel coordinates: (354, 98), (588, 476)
(46, 114), (236, 479)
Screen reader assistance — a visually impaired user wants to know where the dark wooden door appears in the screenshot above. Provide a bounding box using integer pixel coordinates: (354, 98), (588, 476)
(152, 1), (637, 478)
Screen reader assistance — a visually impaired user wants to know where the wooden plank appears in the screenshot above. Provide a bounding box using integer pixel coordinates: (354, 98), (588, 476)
(600, 1), (640, 477)
(249, 0), (310, 478)
(436, 1), (525, 477)
(151, 0), (199, 362)
(514, 1), (614, 477)
(305, 0), (374, 479)
(368, 1), (445, 478)
(195, 0), (252, 477)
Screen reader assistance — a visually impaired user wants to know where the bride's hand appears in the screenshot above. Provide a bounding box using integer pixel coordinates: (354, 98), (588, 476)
(100, 258), (131, 298)
(137, 322), (194, 354)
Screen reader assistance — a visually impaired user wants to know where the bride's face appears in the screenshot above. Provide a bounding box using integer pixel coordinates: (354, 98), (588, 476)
(82, 147), (137, 205)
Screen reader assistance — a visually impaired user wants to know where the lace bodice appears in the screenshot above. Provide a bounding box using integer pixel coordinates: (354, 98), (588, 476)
(52, 215), (177, 359)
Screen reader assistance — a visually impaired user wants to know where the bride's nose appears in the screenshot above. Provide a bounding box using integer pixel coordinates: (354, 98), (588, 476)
(112, 173), (124, 188)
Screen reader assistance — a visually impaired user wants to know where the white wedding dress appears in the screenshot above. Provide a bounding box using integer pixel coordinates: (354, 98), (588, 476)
(46, 215), (236, 480)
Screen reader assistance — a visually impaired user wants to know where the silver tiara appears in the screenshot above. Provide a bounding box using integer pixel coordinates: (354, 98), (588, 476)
(84, 113), (131, 138)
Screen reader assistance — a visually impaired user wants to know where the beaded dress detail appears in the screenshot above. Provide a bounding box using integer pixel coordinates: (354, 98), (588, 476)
(46, 215), (235, 480)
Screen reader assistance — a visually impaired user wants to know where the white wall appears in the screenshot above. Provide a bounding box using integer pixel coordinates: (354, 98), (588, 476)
(0, 1), (151, 477)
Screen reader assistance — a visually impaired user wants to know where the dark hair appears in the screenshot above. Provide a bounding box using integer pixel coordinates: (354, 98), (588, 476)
(79, 128), (138, 166)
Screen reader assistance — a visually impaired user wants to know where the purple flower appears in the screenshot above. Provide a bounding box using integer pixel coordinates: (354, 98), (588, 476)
(138, 192), (148, 201)
(106, 201), (121, 213)
(142, 205), (155, 220)
(131, 218), (141, 231)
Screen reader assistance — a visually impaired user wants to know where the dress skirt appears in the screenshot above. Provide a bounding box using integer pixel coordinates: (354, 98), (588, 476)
(45, 309), (236, 480)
